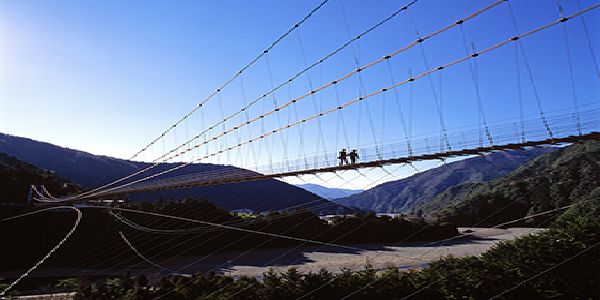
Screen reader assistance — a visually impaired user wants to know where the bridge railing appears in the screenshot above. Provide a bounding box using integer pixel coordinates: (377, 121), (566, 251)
(248, 105), (599, 176)
(96, 104), (599, 195)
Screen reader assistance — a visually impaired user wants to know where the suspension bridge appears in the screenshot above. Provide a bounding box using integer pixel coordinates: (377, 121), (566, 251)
(2, 0), (600, 298)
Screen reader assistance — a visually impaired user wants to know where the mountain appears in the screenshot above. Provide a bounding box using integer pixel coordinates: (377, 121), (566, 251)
(295, 183), (362, 200)
(435, 141), (600, 226)
(0, 153), (80, 204)
(333, 148), (554, 213)
(0, 133), (346, 213)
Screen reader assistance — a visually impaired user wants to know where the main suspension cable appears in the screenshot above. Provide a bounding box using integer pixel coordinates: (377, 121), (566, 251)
(87, 3), (600, 198)
(71, 0), (425, 199)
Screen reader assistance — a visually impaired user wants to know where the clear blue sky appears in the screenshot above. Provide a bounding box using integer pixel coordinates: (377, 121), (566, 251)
(1, 0), (599, 187)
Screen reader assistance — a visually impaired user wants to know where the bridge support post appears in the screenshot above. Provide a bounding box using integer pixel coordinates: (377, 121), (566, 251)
(27, 185), (33, 205)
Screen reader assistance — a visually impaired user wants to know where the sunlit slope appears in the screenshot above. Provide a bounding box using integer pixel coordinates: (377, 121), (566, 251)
(435, 141), (600, 225)
(334, 148), (553, 213)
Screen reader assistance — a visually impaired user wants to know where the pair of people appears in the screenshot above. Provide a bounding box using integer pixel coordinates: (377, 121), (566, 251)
(338, 148), (359, 166)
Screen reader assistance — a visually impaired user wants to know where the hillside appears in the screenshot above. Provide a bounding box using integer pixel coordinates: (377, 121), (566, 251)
(333, 148), (553, 213)
(435, 141), (600, 226)
(295, 183), (362, 199)
(0, 153), (80, 204)
(0, 133), (345, 213)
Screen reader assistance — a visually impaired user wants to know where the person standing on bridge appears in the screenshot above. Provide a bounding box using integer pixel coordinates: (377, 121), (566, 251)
(338, 148), (349, 166)
(349, 149), (359, 164)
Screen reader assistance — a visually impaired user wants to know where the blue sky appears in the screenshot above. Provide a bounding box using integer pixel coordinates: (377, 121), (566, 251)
(1, 0), (599, 188)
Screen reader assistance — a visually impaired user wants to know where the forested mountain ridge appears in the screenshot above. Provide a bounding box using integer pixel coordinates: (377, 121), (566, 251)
(333, 148), (553, 213)
(0, 133), (345, 213)
(436, 141), (600, 225)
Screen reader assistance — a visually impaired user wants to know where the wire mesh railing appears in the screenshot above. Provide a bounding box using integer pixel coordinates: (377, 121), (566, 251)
(96, 104), (599, 195)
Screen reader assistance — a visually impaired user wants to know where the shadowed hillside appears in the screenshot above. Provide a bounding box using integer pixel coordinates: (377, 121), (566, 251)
(0, 133), (346, 213)
(0, 153), (80, 204)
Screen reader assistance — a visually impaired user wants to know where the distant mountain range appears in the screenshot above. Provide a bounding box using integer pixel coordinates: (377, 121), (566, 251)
(295, 183), (362, 200)
(333, 148), (555, 214)
(0, 133), (346, 213)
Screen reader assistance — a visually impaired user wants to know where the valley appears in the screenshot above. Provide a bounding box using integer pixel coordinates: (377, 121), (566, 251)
(1, 1), (599, 296)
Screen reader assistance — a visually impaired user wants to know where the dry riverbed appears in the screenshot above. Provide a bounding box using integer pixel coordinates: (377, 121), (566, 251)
(169, 227), (543, 278)
(1, 227), (542, 283)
